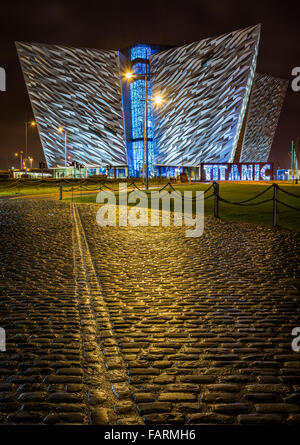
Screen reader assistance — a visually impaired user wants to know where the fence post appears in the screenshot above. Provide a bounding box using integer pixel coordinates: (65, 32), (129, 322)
(59, 183), (62, 200)
(273, 183), (278, 227)
(213, 181), (219, 218)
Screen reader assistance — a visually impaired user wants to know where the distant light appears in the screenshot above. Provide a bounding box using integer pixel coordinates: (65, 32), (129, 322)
(58, 126), (64, 132)
(124, 72), (133, 79)
(153, 94), (163, 106)
(31, 121), (36, 127)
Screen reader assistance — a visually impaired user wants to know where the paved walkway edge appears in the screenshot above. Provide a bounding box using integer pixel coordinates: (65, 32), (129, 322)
(72, 203), (143, 425)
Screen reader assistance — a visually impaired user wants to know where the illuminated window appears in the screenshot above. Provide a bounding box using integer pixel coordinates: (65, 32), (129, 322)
(132, 140), (154, 174)
(130, 45), (151, 62)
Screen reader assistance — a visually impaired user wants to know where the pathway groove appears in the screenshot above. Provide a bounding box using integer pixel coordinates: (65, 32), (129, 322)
(72, 203), (142, 424)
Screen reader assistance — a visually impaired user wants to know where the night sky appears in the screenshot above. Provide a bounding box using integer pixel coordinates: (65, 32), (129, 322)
(0, 0), (299, 170)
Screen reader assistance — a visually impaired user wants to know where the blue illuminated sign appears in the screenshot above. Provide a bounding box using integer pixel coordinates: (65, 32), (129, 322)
(202, 163), (273, 181)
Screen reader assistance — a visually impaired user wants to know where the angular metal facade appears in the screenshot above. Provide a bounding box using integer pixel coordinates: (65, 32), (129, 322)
(150, 24), (261, 166)
(239, 73), (288, 162)
(16, 25), (287, 173)
(16, 42), (126, 168)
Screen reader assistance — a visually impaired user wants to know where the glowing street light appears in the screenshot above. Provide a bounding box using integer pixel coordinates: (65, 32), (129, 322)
(58, 126), (67, 177)
(124, 71), (133, 80)
(152, 94), (164, 106)
(25, 120), (36, 159)
(14, 150), (24, 170)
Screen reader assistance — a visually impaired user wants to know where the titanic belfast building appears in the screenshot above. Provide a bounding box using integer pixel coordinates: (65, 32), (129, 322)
(16, 24), (288, 179)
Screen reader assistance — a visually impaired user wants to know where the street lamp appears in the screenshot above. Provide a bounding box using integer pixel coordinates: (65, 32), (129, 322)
(124, 72), (133, 80)
(124, 71), (164, 189)
(14, 150), (24, 170)
(25, 121), (36, 159)
(28, 157), (34, 169)
(58, 126), (67, 177)
(152, 94), (164, 106)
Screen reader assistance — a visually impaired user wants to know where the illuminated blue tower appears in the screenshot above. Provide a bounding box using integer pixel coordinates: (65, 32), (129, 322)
(129, 45), (153, 177)
(120, 44), (166, 177)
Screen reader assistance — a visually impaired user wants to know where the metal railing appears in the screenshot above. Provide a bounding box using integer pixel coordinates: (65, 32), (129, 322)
(59, 180), (300, 227)
(1, 178), (299, 228)
(212, 182), (300, 226)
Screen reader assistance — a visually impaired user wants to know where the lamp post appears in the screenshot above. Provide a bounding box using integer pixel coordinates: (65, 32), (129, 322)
(25, 121), (36, 159)
(124, 71), (164, 189)
(14, 150), (24, 170)
(143, 74), (148, 185)
(58, 126), (67, 177)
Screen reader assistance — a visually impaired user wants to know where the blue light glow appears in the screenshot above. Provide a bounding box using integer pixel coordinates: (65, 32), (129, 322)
(131, 45), (151, 61)
(241, 164), (253, 181)
(212, 165), (219, 181)
(203, 165), (212, 180)
(260, 164), (271, 180)
(254, 164), (260, 181)
(219, 165), (228, 181)
(132, 140), (154, 173)
(228, 164), (240, 181)
(130, 79), (146, 139)
(202, 163), (272, 181)
(132, 141), (143, 172)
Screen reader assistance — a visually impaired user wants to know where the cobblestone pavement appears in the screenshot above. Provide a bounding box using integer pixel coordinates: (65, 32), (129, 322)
(0, 199), (300, 425)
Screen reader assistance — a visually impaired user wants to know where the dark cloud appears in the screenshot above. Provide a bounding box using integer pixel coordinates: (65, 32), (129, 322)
(0, 0), (299, 169)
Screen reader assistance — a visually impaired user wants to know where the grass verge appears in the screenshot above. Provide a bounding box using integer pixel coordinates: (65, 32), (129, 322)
(65, 183), (300, 232)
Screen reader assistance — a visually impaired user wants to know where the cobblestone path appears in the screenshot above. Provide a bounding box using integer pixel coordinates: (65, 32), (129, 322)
(0, 199), (300, 425)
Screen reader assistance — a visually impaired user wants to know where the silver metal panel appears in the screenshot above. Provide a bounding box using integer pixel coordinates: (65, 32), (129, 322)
(16, 42), (126, 168)
(150, 25), (261, 165)
(240, 73), (288, 162)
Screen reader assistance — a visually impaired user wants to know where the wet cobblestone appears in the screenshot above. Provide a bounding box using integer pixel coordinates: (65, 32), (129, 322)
(0, 199), (299, 424)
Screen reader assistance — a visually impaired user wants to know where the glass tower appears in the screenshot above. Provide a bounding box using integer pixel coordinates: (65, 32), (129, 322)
(129, 44), (155, 177)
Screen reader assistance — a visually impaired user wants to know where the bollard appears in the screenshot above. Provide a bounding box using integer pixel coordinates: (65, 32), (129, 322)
(273, 183), (278, 227)
(59, 183), (62, 200)
(213, 181), (219, 218)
